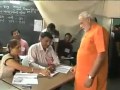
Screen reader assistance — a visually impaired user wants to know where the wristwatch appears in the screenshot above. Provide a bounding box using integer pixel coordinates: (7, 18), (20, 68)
(88, 75), (94, 79)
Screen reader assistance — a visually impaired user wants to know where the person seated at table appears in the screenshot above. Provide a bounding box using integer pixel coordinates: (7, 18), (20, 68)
(0, 39), (50, 78)
(27, 32), (60, 73)
(11, 29), (29, 55)
(57, 33), (73, 59)
(39, 23), (60, 52)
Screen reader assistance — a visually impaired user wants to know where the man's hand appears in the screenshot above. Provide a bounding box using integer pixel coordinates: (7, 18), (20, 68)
(84, 77), (94, 88)
(39, 69), (51, 76)
(47, 64), (56, 73)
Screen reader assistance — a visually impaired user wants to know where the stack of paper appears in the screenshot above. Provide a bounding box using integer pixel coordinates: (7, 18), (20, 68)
(56, 65), (72, 74)
(12, 73), (38, 85)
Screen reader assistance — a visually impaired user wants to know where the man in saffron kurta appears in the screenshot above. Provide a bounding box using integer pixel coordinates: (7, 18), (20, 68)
(72, 11), (109, 90)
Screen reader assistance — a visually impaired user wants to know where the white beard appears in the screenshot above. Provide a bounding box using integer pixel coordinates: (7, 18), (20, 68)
(84, 25), (91, 32)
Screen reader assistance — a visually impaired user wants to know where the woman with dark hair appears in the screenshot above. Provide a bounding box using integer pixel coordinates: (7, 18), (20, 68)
(0, 39), (50, 78)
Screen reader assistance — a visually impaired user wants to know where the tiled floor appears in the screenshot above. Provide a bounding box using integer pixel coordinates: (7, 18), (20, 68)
(60, 78), (120, 90)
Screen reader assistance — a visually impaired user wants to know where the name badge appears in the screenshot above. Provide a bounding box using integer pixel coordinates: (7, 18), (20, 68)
(53, 38), (59, 42)
(21, 47), (25, 51)
(64, 48), (70, 53)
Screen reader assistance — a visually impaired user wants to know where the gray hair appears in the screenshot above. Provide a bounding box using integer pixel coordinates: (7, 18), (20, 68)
(78, 11), (93, 20)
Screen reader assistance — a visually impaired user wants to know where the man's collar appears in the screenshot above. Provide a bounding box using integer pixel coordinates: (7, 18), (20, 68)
(39, 42), (49, 51)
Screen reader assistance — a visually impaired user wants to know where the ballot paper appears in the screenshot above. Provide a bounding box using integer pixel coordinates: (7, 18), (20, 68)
(39, 71), (59, 77)
(12, 73), (38, 85)
(55, 65), (72, 74)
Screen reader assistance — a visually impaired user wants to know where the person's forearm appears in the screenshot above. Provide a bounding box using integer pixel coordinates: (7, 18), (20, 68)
(29, 62), (45, 69)
(89, 52), (106, 78)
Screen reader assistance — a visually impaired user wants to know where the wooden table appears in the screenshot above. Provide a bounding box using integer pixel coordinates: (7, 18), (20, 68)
(2, 72), (74, 90)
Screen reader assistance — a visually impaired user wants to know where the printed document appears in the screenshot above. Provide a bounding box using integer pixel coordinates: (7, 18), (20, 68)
(12, 73), (38, 85)
(55, 65), (72, 74)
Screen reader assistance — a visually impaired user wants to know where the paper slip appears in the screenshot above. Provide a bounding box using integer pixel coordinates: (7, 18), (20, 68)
(50, 71), (59, 77)
(12, 73), (38, 85)
(39, 71), (59, 77)
(55, 65), (72, 74)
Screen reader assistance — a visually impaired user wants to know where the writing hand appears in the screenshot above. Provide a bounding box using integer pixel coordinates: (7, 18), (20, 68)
(40, 69), (51, 76)
(47, 64), (56, 73)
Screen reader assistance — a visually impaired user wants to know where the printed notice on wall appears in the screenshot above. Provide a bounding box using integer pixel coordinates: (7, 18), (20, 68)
(34, 20), (43, 32)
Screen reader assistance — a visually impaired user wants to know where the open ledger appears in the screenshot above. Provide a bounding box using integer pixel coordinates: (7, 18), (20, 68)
(39, 65), (72, 77)
(38, 65), (59, 77)
(12, 73), (38, 85)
